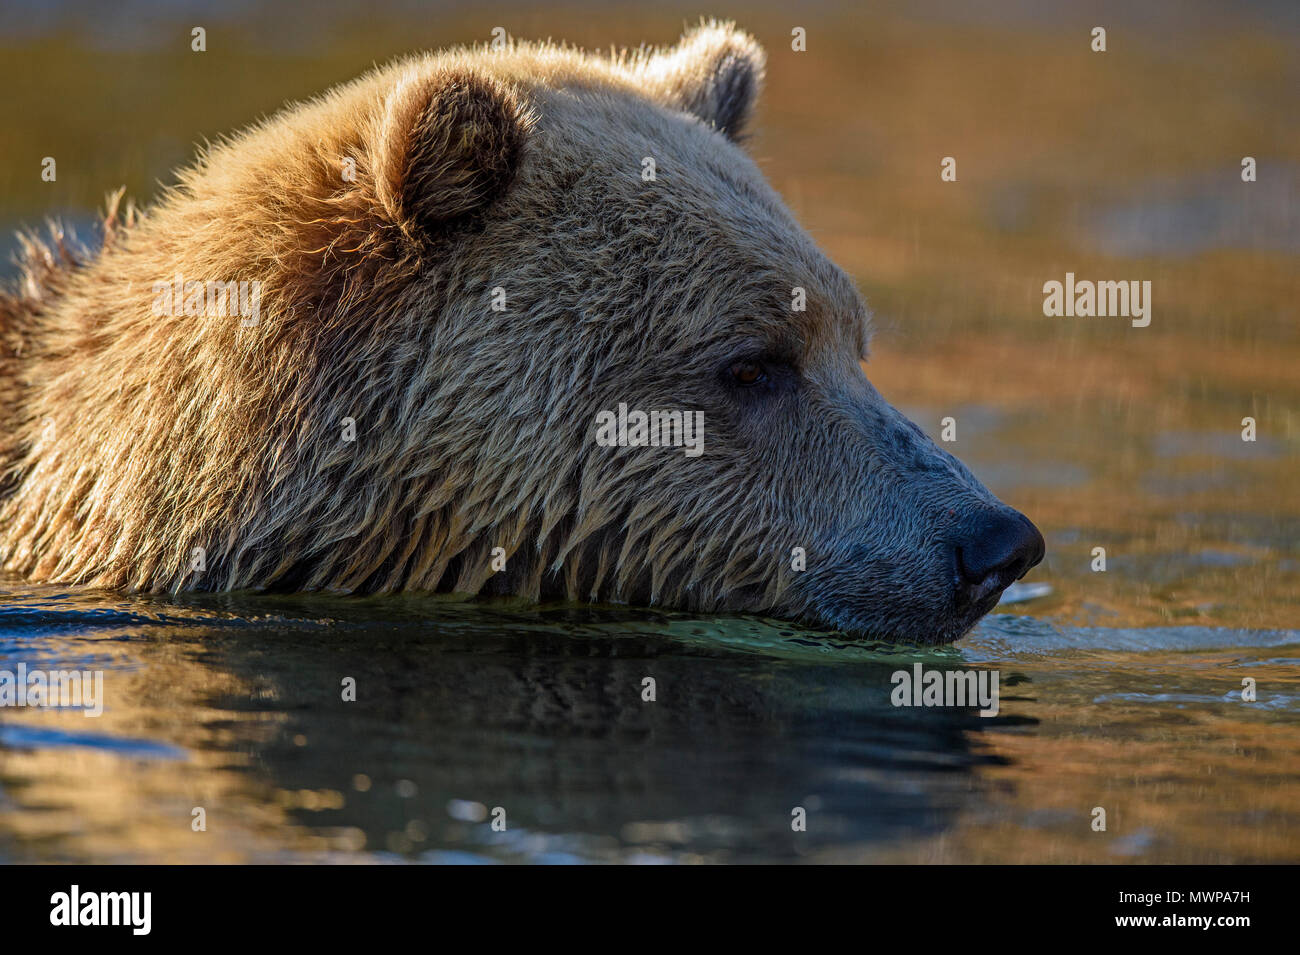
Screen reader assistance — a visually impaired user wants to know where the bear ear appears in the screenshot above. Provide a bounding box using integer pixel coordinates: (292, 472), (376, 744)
(372, 67), (532, 240)
(639, 22), (766, 142)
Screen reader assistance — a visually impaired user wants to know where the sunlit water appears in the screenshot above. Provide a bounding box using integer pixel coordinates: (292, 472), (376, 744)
(1, 580), (1296, 864)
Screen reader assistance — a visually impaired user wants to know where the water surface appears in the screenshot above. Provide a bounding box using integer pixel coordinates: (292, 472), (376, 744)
(1, 582), (1296, 863)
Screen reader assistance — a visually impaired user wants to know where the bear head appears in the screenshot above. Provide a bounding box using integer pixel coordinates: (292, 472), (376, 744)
(0, 22), (1044, 645)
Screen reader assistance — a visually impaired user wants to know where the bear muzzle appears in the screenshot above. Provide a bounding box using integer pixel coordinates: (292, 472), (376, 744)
(949, 508), (1046, 617)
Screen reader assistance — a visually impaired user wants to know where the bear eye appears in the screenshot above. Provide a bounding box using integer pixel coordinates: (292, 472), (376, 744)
(729, 360), (766, 386)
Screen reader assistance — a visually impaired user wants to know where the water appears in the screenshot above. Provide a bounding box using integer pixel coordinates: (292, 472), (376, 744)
(0, 580), (1295, 864)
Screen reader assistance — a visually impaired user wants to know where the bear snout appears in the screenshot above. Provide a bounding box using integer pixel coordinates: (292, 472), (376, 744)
(950, 508), (1046, 610)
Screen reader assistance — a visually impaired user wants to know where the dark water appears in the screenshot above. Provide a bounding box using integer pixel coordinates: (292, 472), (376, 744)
(1, 580), (1296, 863)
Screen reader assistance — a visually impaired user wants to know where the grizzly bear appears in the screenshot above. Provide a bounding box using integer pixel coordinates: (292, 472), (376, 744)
(0, 22), (1043, 644)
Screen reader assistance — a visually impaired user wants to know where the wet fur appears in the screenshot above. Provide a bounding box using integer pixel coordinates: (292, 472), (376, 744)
(0, 23), (1006, 644)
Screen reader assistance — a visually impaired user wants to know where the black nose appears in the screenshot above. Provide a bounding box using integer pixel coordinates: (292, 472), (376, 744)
(953, 509), (1045, 601)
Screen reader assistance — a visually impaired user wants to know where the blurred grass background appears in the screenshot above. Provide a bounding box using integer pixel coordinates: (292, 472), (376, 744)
(1, 0), (1297, 626)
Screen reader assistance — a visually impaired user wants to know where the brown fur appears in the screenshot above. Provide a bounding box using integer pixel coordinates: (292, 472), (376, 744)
(0, 22), (1036, 644)
(0, 25), (788, 598)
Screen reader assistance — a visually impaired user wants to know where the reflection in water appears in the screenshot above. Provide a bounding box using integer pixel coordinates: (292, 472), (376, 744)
(1, 585), (1297, 863)
(1082, 170), (1300, 258)
(0, 590), (1005, 863)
